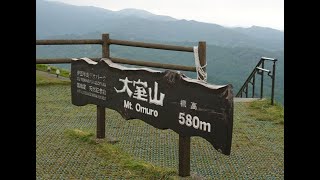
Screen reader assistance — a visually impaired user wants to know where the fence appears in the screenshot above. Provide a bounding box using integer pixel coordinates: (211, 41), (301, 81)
(235, 57), (277, 105)
(36, 34), (207, 72)
(36, 33), (206, 177)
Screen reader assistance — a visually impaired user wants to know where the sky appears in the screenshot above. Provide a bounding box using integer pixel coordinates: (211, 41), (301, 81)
(46, 0), (284, 31)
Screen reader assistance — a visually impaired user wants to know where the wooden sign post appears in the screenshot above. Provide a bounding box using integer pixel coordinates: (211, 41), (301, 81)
(96, 34), (110, 139)
(178, 41), (207, 176)
(71, 58), (233, 177)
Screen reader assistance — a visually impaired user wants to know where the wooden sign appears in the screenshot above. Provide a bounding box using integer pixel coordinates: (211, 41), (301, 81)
(71, 58), (233, 155)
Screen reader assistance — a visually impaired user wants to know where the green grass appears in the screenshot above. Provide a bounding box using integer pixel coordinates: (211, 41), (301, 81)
(245, 99), (284, 125)
(36, 71), (70, 86)
(36, 64), (70, 78)
(65, 129), (177, 179)
(65, 129), (95, 143)
(36, 72), (284, 179)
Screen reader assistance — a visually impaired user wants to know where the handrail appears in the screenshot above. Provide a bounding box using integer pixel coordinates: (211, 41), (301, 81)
(256, 67), (270, 73)
(108, 57), (196, 71)
(236, 57), (277, 105)
(261, 57), (277, 61)
(36, 39), (103, 45)
(36, 39), (194, 52)
(36, 34), (200, 72)
(108, 39), (194, 52)
(36, 58), (99, 64)
(236, 60), (263, 97)
(36, 57), (196, 72)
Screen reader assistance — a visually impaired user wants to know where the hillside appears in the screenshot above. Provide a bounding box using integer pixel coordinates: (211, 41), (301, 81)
(36, 40), (284, 104)
(36, 0), (284, 104)
(36, 0), (283, 51)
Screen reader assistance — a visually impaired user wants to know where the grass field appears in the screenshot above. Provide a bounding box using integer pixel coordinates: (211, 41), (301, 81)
(36, 70), (284, 179)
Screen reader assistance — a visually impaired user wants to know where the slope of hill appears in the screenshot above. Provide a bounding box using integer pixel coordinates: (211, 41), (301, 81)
(36, 39), (284, 104)
(116, 8), (176, 21)
(36, 0), (283, 51)
(232, 26), (283, 43)
(36, 0), (284, 104)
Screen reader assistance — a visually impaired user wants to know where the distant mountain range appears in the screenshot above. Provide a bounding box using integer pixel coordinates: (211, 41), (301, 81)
(36, 0), (283, 51)
(36, 0), (284, 104)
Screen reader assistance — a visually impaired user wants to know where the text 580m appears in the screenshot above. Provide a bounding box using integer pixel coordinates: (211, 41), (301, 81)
(178, 112), (211, 132)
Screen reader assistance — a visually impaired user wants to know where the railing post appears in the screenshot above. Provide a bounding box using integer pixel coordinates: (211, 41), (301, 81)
(252, 75), (255, 98)
(245, 84), (248, 98)
(271, 60), (276, 105)
(102, 33), (110, 58)
(260, 59), (264, 99)
(198, 41), (206, 80)
(96, 33), (109, 139)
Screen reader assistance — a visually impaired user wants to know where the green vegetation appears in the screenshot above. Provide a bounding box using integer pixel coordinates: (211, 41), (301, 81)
(36, 64), (70, 78)
(36, 73), (180, 179)
(65, 129), (95, 143)
(65, 129), (177, 179)
(36, 70), (70, 86)
(37, 0), (283, 51)
(245, 99), (284, 124)
(36, 43), (284, 104)
(36, 64), (71, 86)
(36, 1), (284, 178)
(37, 0), (284, 105)
(36, 71), (283, 179)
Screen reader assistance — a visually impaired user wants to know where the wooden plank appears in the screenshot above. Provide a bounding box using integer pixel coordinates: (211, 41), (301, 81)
(36, 39), (102, 45)
(109, 39), (194, 52)
(179, 135), (190, 176)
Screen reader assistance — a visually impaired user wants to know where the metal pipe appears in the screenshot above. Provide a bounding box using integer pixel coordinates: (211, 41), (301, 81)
(256, 67), (270, 73)
(235, 59), (263, 97)
(271, 60), (277, 105)
(261, 57), (277, 61)
(245, 84), (248, 98)
(260, 60), (265, 99)
(252, 75), (255, 98)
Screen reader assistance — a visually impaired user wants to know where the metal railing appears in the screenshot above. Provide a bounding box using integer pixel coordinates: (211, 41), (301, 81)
(236, 57), (277, 105)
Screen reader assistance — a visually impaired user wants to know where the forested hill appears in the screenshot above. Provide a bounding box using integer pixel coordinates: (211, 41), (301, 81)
(36, 0), (283, 51)
(36, 39), (284, 104)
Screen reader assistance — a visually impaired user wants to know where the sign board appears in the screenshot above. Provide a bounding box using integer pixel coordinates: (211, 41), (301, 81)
(71, 58), (233, 155)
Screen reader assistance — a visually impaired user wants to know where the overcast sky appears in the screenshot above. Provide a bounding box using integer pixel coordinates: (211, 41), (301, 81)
(46, 0), (284, 31)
